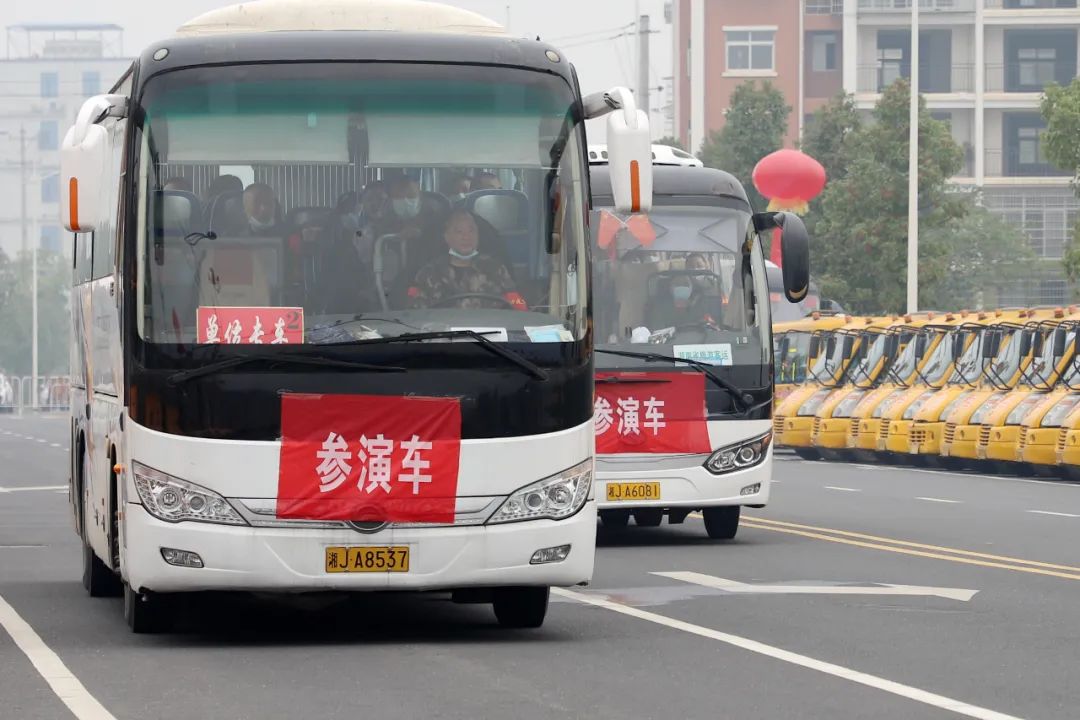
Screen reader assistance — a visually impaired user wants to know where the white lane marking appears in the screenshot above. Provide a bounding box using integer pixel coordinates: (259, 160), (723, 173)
(50, 443), (61, 448)
(36, 439), (47, 444)
(1027, 510), (1080, 518)
(653, 571), (978, 602)
(0, 593), (117, 720)
(554, 588), (1019, 720)
(824, 486), (861, 493)
(0, 485), (68, 493)
(915, 497), (961, 504)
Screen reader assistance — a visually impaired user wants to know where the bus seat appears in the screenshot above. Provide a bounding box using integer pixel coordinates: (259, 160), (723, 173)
(207, 191), (249, 235)
(151, 191), (205, 341)
(421, 191), (451, 219)
(467, 190), (530, 266)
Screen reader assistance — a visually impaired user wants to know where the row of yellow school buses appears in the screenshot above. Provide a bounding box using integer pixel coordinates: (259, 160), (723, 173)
(772, 307), (1080, 479)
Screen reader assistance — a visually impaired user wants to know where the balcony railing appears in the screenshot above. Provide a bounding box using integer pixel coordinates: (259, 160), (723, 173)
(858, 0), (975, 11)
(985, 61), (1078, 93)
(807, 0), (844, 13)
(985, 148), (1071, 177)
(984, 0), (1077, 9)
(856, 64), (974, 93)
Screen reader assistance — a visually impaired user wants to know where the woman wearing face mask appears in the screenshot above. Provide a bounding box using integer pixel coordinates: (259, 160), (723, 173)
(646, 273), (713, 331)
(408, 209), (523, 310)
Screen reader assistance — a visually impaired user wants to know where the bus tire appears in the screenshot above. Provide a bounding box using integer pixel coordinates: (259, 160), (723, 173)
(702, 505), (740, 540)
(124, 583), (170, 634)
(633, 509), (663, 527)
(83, 540), (121, 598)
(598, 509), (630, 528)
(493, 587), (549, 629)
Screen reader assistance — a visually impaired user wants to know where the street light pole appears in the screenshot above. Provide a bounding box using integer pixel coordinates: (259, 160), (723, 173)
(17, 126), (39, 409)
(907, 0), (920, 314)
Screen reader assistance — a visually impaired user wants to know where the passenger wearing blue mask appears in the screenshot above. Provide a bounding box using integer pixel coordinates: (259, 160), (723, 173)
(376, 175), (434, 243)
(408, 209), (522, 310)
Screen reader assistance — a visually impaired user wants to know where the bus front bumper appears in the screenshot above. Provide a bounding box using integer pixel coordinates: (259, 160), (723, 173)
(595, 455), (771, 510)
(1021, 428), (1059, 466)
(986, 427), (1022, 462)
(906, 422), (944, 456)
(122, 502), (596, 594)
(775, 416), (813, 448)
(942, 424), (980, 460)
(854, 419), (882, 451)
(884, 420), (914, 454)
(813, 418), (851, 450)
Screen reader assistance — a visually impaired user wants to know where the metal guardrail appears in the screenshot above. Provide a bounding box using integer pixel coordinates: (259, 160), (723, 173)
(858, 0), (975, 11)
(856, 64), (975, 93)
(0, 375), (71, 415)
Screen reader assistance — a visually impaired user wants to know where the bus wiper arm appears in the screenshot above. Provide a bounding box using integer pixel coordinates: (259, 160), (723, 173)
(325, 330), (548, 381)
(168, 354), (407, 386)
(595, 348), (749, 413)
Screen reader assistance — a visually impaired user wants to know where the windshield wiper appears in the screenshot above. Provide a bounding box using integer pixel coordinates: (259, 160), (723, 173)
(595, 348), (749, 413)
(167, 353), (407, 386)
(322, 330), (548, 381)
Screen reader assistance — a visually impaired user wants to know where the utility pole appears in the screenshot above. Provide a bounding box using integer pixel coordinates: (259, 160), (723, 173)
(18, 126), (39, 409)
(638, 13), (651, 129)
(906, 1), (920, 314)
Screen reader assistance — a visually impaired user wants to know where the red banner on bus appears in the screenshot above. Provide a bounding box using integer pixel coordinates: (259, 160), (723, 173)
(594, 372), (711, 454)
(276, 394), (462, 523)
(196, 306), (304, 345)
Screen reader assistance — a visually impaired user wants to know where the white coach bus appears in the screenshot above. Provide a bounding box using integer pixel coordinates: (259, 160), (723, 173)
(61, 0), (652, 632)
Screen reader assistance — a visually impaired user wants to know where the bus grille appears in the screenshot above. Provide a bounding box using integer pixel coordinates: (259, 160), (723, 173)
(812, 417), (822, 438)
(773, 416), (785, 436)
(910, 426), (926, 446)
(849, 419), (860, 441)
(1058, 428), (1069, 453)
(979, 425), (992, 447)
(943, 423), (956, 445)
(1017, 429), (1027, 452)
(879, 421), (891, 441)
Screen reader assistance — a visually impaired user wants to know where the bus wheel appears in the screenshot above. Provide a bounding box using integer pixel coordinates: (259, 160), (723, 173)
(633, 509), (663, 527)
(793, 449), (820, 461)
(493, 587), (549, 629)
(702, 506), (740, 540)
(599, 510), (630, 528)
(123, 583), (171, 634)
(82, 541), (121, 597)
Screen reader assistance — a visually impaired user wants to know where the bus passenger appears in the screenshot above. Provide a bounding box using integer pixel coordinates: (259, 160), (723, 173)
(408, 209), (520, 310)
(646, 274), (713, 330)
(473, 171), (502, 190)
(242, 182), (280, 234)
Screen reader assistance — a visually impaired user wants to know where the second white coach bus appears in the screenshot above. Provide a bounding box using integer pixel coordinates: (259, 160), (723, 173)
(61, 0), (653, 632)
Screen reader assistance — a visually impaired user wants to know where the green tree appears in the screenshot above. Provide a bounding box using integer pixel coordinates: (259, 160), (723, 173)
(813, 79), (965, 313)
(654, 136), (686, 151)
(799, 92), (862, 186)
(0, 249), (71, 378)
(699, 80), (790, 210)
(1040, 79), (1080, 283)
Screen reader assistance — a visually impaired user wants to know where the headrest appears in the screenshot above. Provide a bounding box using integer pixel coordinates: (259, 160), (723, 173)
(469, 190), (527, 233)
(154, 190), (201, 233)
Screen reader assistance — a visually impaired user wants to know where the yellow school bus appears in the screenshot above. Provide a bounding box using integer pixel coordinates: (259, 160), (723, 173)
(941, 308), (1063, 468)
(811, 313), (943, 458)
(774, 312), (849, 407)
(845, 313), (967, 461)
(772, 317), (875, 459)
(881, 310), (1027, 460)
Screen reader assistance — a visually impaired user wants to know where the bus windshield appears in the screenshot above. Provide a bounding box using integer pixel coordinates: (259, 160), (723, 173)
(918, 329), (959, 386)
(592, 204), (770, 376)
(777, 331), (813, 384)
(135, 63), (587, 347)
(888, 334), (921, 384)
(948, 330), (985, 384)
(848, 333), (888, 386)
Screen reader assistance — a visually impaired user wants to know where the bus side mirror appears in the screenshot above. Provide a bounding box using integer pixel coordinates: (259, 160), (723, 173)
(587, 87), (652, 214)
(914, 334), (927, 358)
(1020, 331), (1033, 358)
(60, 94), (125, 233)
(826, 336), (837, 357)
(953, 333), (967, 360)
(983, 332), (1001, 359)
(843, 336), (856, 358)
(1054, 328), (1068, 357)
(809, 336), (821, 359)
(755, 211), (811, 305)
(885, 335), (899, 359)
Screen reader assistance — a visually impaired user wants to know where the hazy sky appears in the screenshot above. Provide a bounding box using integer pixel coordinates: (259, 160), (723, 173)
(3, 0), (675, 137)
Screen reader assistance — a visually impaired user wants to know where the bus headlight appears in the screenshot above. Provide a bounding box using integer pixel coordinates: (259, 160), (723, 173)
(871, 390), (904, 419)
(798, 389), (832, 417)
(902, 391), (935, 421)
(704, 432), (771, 475)
(832, 391), (866, 419)
(488, 459), (592, 524)
(132, 461), (247, 526)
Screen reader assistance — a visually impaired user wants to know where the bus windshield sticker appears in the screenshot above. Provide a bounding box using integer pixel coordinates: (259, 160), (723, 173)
(276, 393), (462, 523)
(524, 325), (574, 343)
(197, 307), (304, 345)
(673, 343), (733, 366)
(594, 372), (711, 455)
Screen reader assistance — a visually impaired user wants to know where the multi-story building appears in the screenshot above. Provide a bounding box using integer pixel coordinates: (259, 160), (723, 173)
(0, 24), (131, 260)
(672, 0), (1080, 305)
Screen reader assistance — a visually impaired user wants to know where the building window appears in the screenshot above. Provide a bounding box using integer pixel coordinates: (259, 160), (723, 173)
(38, 120), (59, 151)
(810, 32), (838, 72)
(40, 226), (61, 254)
(877, 47), (905, 90)
(82, 71), (100, 96)
(1017, 126), (1045, 166)
(41, 174), (59, 203)
(725, 29), (775, 72)
(40, 72), (59, 98)
(1017, 47), (1057, 88)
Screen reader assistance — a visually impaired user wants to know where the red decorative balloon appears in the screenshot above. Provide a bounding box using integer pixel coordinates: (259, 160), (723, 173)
(752, 149), (827, 214)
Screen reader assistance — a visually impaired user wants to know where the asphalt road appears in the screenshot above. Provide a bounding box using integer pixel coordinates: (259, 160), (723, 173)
(3, 413), (1080, 720)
